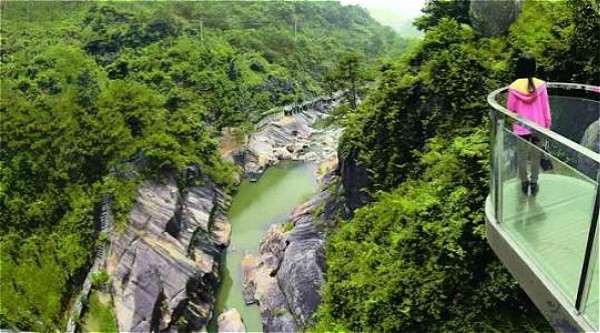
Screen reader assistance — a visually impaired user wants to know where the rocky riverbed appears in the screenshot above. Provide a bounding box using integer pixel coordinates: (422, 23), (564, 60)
(215, 97), (346, 332)
(238, 99), (341, 180)
(237, 169), (343, 332)
(105, 95), (345, 332)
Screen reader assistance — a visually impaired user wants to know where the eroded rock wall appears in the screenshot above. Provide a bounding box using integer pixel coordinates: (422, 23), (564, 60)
(338, 147), (372, 212)
(107, 177), (231, 332)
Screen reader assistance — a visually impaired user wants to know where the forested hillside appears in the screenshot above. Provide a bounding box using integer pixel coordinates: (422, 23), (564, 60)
(0, 2), (407, 330)
(317, 0), (599, 331)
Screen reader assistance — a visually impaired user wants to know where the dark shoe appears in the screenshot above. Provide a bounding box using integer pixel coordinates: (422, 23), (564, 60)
(530, 181), (538, 196)
(521, 181), (529, 195)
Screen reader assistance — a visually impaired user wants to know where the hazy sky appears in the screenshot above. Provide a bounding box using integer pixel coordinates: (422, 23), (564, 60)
(339, 0), (426, 21)
(339, 0), (426, 36)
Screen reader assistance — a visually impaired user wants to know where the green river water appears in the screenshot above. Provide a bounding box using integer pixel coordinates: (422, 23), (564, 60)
(208, 161), (319, 332)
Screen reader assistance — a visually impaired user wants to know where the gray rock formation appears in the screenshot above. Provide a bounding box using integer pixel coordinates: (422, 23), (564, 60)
(243, 97), (342, 180)
(107, 177), (231, 332)
(579, 119), (599, 179)
(339, 148), (371, 212)
(276, 195), (327, 325)
(241, 226), (296, 332)
(218, 308), (246, 332)
(243, 189), (334, 332)
(470, 0), (521, 37)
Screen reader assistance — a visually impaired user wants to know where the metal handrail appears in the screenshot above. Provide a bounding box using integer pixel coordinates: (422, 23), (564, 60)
(487, 82), (600, 163)
(575, 180), (599, 313)
(544, 82), (600, 93)
(488, 81), (600, 317)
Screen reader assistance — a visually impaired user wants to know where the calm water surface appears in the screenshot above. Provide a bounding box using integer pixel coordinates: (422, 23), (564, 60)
(208, 161), (319, 332)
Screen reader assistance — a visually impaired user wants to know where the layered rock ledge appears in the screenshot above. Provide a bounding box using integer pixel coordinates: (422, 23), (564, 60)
(107, 176), (231, 332)
(242, 185), (341, 332)
(241, 97), (341, 180)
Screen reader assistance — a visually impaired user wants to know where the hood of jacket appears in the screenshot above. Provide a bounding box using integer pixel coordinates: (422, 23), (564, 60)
(509, 80), (546, 104)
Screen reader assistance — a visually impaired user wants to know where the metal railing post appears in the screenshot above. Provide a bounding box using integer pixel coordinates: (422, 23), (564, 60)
(490, 109), (497, 218)
(575, 172), (600, 312)
(494, 114), (505, 223)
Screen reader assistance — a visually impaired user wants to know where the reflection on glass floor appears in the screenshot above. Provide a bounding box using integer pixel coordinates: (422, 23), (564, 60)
(501, 173), (598, 329)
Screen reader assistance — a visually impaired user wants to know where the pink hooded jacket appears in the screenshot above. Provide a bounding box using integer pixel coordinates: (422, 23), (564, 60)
(507, 80), (552, 136)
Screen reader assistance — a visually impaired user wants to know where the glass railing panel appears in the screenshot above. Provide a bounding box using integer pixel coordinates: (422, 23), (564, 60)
(496, 120), (597, 305)
(490, 110), (504, 221)
(583, 236), (599, 330)
(548, 94), (600, 146)
(488, 82), (600, 329)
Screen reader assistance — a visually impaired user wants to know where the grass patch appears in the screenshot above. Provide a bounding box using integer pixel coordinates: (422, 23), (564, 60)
(282, 221), (294, 233)
(81, 291), (117, 333)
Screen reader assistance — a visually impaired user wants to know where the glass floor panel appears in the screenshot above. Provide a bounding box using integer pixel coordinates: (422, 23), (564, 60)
(586, 259), (599, 329)
(501, 173), (598, 329)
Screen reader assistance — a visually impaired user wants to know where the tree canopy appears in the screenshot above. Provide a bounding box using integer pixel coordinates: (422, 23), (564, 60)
(316, 0), (598, 331)
(0, 2), (407, 330)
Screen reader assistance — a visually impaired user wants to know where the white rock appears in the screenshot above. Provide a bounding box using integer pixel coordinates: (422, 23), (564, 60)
(217, 308), (246, 333)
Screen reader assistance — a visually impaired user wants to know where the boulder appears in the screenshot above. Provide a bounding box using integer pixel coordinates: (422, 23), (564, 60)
(301, 152), (319, 162)
(579, 119), (599, 179)
(218, 308), (246, 332)
(243, 190), (335, 332)
(241, 254), (258, 305)
(108, 177), (230, 332)
(470, 0), (521, 37)
(241, 226), (299, 332)
(276, 238), (325, 325)
(257, 225), (288, 266)
(274, 147), (293, 160)
(241, 97), (339, 178)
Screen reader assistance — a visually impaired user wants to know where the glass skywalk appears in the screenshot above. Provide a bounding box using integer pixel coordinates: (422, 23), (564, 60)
(486, 82), (599, 332)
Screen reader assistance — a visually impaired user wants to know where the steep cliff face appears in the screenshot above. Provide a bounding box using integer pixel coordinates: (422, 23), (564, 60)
(276, 191), (329, 325)
(338, 148), (372, 212)
(107, 177), (231, 332)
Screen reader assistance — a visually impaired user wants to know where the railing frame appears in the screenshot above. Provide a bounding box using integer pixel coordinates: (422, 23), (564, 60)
(575, 172), (600, 313)
(487, 82), (599, 162)
(487, 82), (600, 315)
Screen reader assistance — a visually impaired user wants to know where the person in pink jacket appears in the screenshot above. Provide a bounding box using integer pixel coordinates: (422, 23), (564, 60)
(507, 54), (552, 196)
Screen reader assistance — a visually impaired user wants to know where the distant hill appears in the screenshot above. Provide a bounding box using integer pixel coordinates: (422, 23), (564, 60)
(367, 7), (423, 38)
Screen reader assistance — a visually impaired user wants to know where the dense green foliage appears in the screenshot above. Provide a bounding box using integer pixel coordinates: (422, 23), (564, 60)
(0, 2), (406, 330)
(414, 0), (471, 32)
(81, 292), (117, 333)
(318, 0), (598, 331)
(325, 52), (370, 110)
(318, 132), (548, 331)
(340, 17), (508, 190)
(509, 0), (600, 85)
